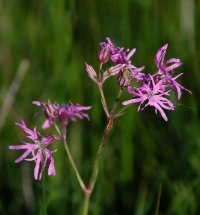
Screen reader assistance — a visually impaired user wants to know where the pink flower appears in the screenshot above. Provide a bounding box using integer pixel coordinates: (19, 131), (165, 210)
(111, 47), (136, 68)
(155, 44), (183, 74)
(98, 38), (145, 86)
(122, 75), (174, 121)
(33, 100), (59, 129)
(153, 44), (191, 99)
(58, 102), (91, 126)
(33, 100), (91, 128)
(99, 37), (117, 55)
(9, 120), (56, 180)
(99, 37), (136, 69)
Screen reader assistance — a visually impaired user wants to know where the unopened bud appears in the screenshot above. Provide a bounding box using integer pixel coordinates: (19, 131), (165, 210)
(85, 63), (99, 84)
(117, 69), (132, 87)
(98, 47), (111, 63)
(107, 64), (126, 76)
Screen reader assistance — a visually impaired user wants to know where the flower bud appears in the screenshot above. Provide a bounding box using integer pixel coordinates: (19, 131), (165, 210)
(98, 47), (111, 63)
(117, 69), (132, 87)
(85, 63), (99, 84)
(107, 64), (126, 76)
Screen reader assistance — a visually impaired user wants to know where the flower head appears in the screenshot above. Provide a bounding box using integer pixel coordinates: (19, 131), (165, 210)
(99, 37), (136, 69)
(111, 47), (136, 68)
(33, 100), (91, 128)
(122, 75), (174, 121)
(153, 44), (191, 100)
(9, 120), (56, 180)
(98, 37), (145, 86)
(58, 102), (92, 126)
(99, 37), (117, 56)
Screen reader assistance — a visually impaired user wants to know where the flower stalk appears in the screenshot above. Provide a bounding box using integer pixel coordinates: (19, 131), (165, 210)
(61, 127), (87, 193)
(82, 117), (113, 215)
(98, 84), (109, 117)
(110, 88), (123, 116)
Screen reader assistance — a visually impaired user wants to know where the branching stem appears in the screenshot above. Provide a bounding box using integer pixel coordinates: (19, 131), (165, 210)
(82, 117), (113, 215)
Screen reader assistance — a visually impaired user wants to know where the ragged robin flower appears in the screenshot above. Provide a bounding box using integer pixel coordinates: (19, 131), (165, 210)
(58, 102), (91, 126)
(9, 120), (56, 180)
(153, 44), (191, 99)
(99, 37), (136, 69)
(33, 100), (91, 128)
(122, 75), (175, 121)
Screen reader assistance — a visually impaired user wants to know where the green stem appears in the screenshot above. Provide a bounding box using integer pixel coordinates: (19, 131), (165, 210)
(110, 88), (123, 116)
(63, 135), (87, 193)
(98, 62), (110, 117)
(54, 124), (61, 136)
(82, 194), (90, 215)
(98, 63), (103, 80)
(42, 176), (47, 215)
(114, 106), (129, 118)
(82, 117), (113, 215)
(154, 180), (163, 215)
(98, 84), (109, 117)
(54, 123), (87, 192)
(82, 87), (123, 214)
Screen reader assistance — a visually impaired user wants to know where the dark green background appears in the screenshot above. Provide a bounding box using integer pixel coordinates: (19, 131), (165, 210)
(0, 0), (199, 214)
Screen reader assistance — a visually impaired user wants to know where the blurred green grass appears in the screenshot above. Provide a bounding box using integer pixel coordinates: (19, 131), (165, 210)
(0, 0), (200, 214)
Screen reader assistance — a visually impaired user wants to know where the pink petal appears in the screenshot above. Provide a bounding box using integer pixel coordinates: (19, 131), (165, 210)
(175, 85), (182, 100)
(106, 37), (114, 46)
(15, 150), (32, 163)
(42, 136), (54, 146)
(126, 48), (136, 59)
(48, 157), (56, 176)
(32, 101), (42, 106)
(9, 145), (31, 150)
(165, 58), (182, 72)
(15, 120), (38, 140)
(159, 101), (174, 110)
(122, 98), (145, 106)
(34, 151), (42, 180)
(76, 105), (92, 110)
(153, 103), (168, 121)
(155, 44), (168, 65)
(42, 119), (52, 129)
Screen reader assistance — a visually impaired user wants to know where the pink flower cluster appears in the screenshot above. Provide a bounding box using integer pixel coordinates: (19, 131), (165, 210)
(93, 38), (191, 121)
(9, 38), (191, 181)
(9, 102), (91, 180)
